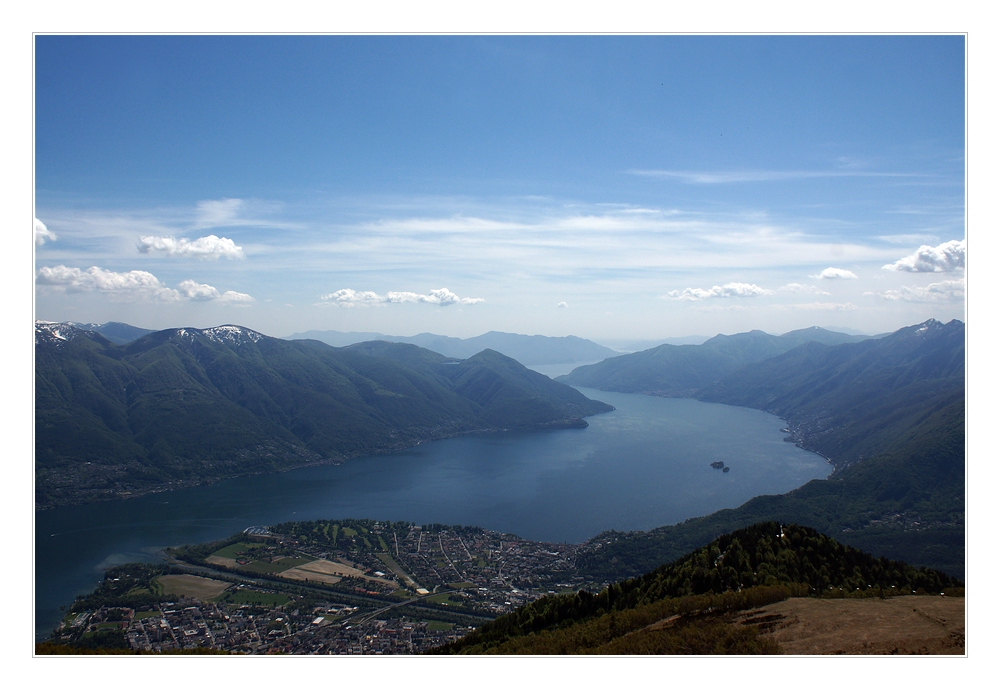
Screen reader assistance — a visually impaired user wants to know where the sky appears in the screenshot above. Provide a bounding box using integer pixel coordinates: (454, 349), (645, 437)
(33, 35), (967, 341)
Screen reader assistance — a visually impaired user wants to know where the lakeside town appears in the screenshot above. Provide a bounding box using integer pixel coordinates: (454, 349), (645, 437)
(47, 520), (602, 654)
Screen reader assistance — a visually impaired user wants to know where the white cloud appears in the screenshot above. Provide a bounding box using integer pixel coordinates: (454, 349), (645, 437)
(219, 290), (255, 304)
(882, 239), (966, 273)
(138, 234), (245, 259)
(177, 280), (222, 301)
(811, 267), (858, 280)
(37, 265), (253, 304)
(868, 279), (965, 302)
(177, 280), (254, 304)
(35, 218), (56, 246)
(557, 301), (568, 308)
(779, 283), (829, 295)
(37, 265), (180, 301)
(665, 282), (773, 300)
(319, 287), (484, 307)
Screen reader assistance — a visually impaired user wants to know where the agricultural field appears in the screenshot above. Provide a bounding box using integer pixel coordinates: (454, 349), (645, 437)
(239, 556), (313, 574)
(154, 574), (231, 601)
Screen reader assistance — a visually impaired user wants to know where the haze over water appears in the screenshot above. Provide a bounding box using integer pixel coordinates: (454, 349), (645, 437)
(35, 389), (830, 639)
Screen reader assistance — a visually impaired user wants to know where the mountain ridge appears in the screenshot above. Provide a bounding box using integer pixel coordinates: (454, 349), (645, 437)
(285, 328), (619, 365)
(557, 325), (876, 396)
(35, 322), (613, 509)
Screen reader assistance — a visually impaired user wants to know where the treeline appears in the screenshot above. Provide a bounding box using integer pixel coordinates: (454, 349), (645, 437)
(434, 585), (800, 654)
(69, 562), (175, 613)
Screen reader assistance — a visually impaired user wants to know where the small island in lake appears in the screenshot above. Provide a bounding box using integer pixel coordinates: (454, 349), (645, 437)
(710, 461), (725, 469)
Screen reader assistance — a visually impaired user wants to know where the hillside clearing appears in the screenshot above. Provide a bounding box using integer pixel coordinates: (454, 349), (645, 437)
(746, 595), (965, 654)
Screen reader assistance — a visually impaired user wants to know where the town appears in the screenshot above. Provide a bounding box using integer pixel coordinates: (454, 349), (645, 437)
(47, 519), (602, 654)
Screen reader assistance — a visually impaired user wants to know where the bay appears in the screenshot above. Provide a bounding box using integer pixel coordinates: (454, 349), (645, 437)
(35, 388), (831, 639)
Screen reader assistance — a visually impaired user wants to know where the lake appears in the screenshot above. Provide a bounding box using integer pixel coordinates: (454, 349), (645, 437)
(35, 388), (831, 639)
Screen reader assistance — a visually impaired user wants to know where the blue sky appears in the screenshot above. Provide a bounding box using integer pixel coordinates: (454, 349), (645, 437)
(34, 35), (966, 340)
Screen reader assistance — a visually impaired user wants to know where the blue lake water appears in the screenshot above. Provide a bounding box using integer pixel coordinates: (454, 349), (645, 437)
(35, 388), (831, 639)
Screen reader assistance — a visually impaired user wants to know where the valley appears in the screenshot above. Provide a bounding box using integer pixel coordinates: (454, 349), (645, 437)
(35, 317), (966, 654)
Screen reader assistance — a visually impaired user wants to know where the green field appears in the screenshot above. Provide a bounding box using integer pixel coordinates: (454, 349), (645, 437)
(134, 611), (161, 620)
(447, 582), (475, 589)
(239, 557), (313, 574)
(425, 621), (454, 632)
(155, 574), (232, 601)
(210, 542), (263, 560)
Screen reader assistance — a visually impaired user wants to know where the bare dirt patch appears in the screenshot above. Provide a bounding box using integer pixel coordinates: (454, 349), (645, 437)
(280, 558), (398, 588)
(279, 567), (342, 585)
(205, 555), (237, 568)
(156, 574), (231, 602)
(743, 596), (965, 655)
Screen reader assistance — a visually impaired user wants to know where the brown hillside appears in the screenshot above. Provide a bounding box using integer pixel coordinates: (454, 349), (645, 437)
(742, 596), (965, 654)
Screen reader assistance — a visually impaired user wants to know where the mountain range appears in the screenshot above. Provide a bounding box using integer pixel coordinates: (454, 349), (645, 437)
(34, 322), (613, 509)
(35, 317), (965, 576)
(285, 329), (619, 365)
(557, 325), (876, 396)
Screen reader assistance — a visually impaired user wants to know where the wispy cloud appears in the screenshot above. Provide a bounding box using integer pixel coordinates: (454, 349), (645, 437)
(665, 282), (773, 301)
(867, 279), (965, 302)
(138, 235), (246, 260)
(557, 301), (568, 308)
(779, 283), (829, 295)
(318, 287), (484, 307)
(627, 169), (931, 184)
(775, 302), (859, 311)
(35, 218), (56, 246)
(876, 233), (943, 245)
(196, 198), (245, 227)
(811, 267), (858, 280)
(882, 239), (965, 273)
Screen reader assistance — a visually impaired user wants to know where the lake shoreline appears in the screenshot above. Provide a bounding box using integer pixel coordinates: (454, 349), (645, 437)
(36, 392), (829, 640)
(35, 415), (604, 512)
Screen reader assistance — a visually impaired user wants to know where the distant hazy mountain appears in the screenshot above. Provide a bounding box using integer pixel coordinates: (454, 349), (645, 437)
(35, 323), (612, 508)
(557, 326), (873, 396)
(285, 329), (388, 347)
(598, 335), (711, 352)
(286, 329), (619, 365)
(55, 321), (157, 345)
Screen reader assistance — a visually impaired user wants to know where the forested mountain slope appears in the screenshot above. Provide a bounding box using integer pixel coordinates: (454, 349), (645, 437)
(436, 522), (961, 655)
(35, 323), (612, 508)
(575, 396), (964, 580)
(698, 319), (964, 471)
